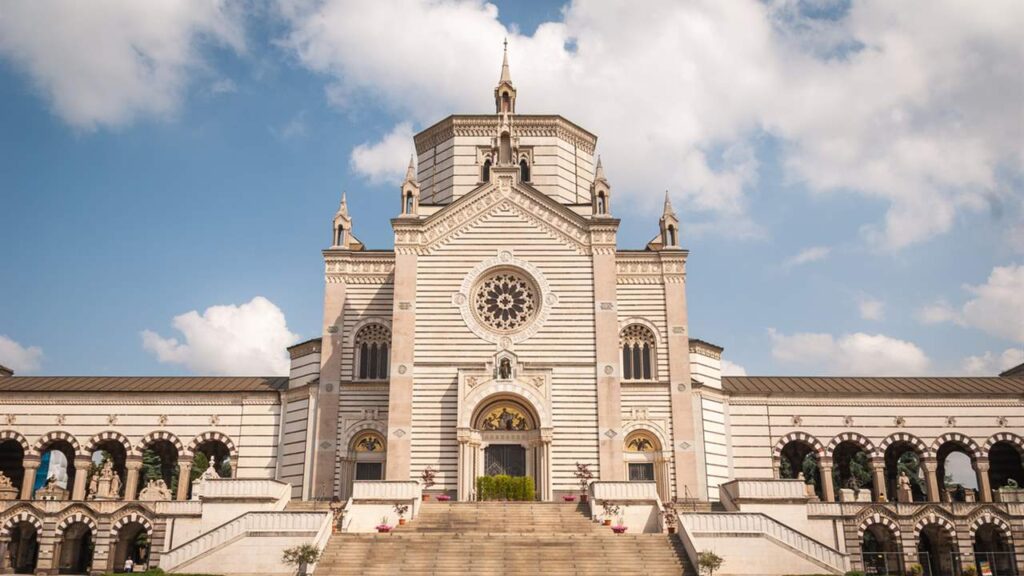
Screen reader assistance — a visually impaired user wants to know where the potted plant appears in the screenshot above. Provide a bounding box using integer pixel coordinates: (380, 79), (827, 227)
(420, 466), (436, 501)
(697, 550), (724, 576)
(908, 563), (924, 576)
(436, 494), (451, 502)
(282, 543), (321, 576)
(962, 565), (978, 576)
(394, 503), (410, 525)
(375, 516), (392, 533)
(574, 462), (593, 503)
(562, 494), (576, 502)
(662, 502), (677, 534)
(611, 520), (628, 534)
(601, 502), (620, 526)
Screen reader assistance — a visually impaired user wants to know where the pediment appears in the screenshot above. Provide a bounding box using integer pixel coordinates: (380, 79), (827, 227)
(411, 174), (597, 255)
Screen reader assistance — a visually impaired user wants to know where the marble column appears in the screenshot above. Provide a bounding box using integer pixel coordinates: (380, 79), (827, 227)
(0, 536), (10, 573)
(921, 457), (940, 502)
(869, 457), (887, 502)
(819, 458), (836, 502)
(124, 459), (142, 501)
(176, 462), (193, 501)
(975, 458), (992, 502)
(71, 458), (91, 501)
(20, 459), (39, 500)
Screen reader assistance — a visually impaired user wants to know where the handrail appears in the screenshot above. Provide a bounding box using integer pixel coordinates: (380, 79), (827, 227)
(160, 511), (329, 571)
(680, 512), (847, 571)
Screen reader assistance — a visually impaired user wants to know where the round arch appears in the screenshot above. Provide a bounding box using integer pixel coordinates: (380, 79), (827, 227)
(0, 430), (32, 456)
(33, 431), (84, 458)
(187, 431), (238, 459)
(858, 512), (901, 539)
(617, 317), (663, 347)
(55, 511), (98, 537)
(0, 509), (44, 538)
(773, 432), (826, 459)
(930, 432), (982, 460)
(110, 511), (154, 538)
(461, 385), (551, 430)
(969, 513), (1012, 540)
(84, 431), (133, 456)
(877, 433), (929, 459)
(983, 432), (1024, 456)
(826, 432), (876, 458)
(913, 513), (957, 539)
(133, 431), (186, 458)
(621, 421), (670, 453)
(473, 396), (538, 432)
(623, 426), (669, 499)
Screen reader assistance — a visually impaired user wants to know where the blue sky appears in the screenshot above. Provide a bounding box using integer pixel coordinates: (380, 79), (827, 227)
(0, 0), (1021, 377)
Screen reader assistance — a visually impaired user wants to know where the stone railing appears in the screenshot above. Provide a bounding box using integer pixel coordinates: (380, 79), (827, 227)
(681, 512), (847, 573)
(590, 481), (659, 502)
(719, 478), (809, 508)
(351, 481), (421, 501)
(193, 478), (291, 504)
(160, 511), (330, 572)
(153, 500), (203, 516)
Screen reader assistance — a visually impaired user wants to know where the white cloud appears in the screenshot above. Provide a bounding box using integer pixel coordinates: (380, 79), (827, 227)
(276, 0), (1023, 248)
(0, 0), (245, 130)
(272, 110), (308, 141)
(0, 335), (43, 374)
(769, 328), (929, 376)
(961, 348), (1024, 376)
(918, 264), (1024, 343)
(785, 245), (831, 267)
(721, 360), (748, 376)
(857, 296), (885, 321)
(141, 296), (298, 376)
(350, 123), (415, 184)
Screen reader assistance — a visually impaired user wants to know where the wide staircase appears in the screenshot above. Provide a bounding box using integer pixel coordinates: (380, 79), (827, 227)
(317, 501), (695, 575)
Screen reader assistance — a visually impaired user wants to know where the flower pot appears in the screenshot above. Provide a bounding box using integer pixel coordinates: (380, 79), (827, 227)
(436, 495), (451, 502)
(375, 526), (391, 533)
(667, 526), (676, 534)
(611, 526), (627, 534)
(399, 518), (407, 525)
(562, 495), (576, 502)
(580, 494), (589, 503)
(603, 519), (611, 526)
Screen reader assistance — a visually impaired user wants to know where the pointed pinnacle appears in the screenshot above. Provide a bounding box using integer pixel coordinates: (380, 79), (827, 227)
(663, 190), (675, 215)
(499, 38), (512, 84)
(338, 192), (349, 216)
(595, 156), (605, 181)
(404, 155), (416, 182)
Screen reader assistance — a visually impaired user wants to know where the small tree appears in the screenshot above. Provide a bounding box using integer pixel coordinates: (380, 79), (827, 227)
(393, 503), (409, 519)
(574, 462), (594, 496)
(698, 550), (724, 576)
(662, 502), (677, 531)
(601, 502), (621, 522)
(420, 466), (436, 490)
(282, 544), (321, 576)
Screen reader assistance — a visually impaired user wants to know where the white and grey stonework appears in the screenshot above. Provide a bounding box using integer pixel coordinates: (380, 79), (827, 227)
(1, 50), (1022, 576)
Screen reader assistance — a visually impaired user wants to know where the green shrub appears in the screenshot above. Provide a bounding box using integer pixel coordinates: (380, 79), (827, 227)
(845, 571), (866, 576)
(476, 475), (535, 500)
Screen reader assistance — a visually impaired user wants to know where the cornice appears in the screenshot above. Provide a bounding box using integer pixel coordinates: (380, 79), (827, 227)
(728, 397), (1024, 407)
(324, 254), (396, 285)
(0, 393), (278, 406)
(414, 115), (597, 155)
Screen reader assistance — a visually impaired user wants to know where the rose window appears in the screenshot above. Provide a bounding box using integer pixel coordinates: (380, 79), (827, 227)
(472, 270), (538, 333)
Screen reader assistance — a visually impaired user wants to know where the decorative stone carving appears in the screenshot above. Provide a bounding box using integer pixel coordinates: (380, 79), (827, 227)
(473, 270), (538, 333)
(894, 416), (906, 427)
(88, 459), (122, 500)
(946, 416), (957, 427)
(791, 415), (802, 426)
(843, 416), (854, 426)
(896, 471), (913, 503)
(35, 477), (67, 500)
(454, 251), (555, 345)
(210, 415), (221, 426)
(158, 414), (169, 426)
(107, 414), (118, 425)
(0, 471), (17, 500)
(139, 478), (172, 501)
(56, 414), (66, 425)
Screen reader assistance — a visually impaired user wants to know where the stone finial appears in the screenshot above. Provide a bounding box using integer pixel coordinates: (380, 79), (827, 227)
(403, 156), (417, 184)
(338, 192), (349, 218)
(662, 190), (676, 217)
(499, 37), (512, 84)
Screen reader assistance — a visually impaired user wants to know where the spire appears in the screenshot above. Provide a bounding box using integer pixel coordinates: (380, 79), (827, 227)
(404, 155), (417, 183)
(499, 37), (512, 84)
(662, 190), (676, 216)
(594, 156), (606, 182)
(338, 192), (349, 217)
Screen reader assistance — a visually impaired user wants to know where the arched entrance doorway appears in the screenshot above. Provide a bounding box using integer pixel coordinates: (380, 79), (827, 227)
(137, 434), (182, 500)
(974, 523), (1016, 576)
(111, 520), (152, 572)
(883, 438), (927, 502)
(860, 522), (902, 575)
(779, 439), (823, 500)
(832, 440), (873, 501)
(917, 522), (957, 576)
(57, 521), (95, 575)
(623, 430), (670, 501)
(3, 519), (40, 574)
(458, 395), (550, 501)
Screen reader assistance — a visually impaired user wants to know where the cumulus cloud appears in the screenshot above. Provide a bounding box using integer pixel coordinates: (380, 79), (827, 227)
(0, 335), (43, 374)
(351, 123), (415, 184)
(721, 360), (748, 376)
(0, 0), (245, 130)
(857, 296), (885, 321)
(785, 246), (830, 267)
(961, 348), (1024, 376)
(917, 264), (1024, 343)
(768, 328), (929, 376)
(141, 296), (298, 376)
(276, 0), (1023, 248)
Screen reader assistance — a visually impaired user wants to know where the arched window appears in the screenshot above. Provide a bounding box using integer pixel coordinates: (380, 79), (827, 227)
(482, 158), (491, 182)
(597, 193), (606, 214)
(667, 225), (676, 247)
(620, 324), (656, 381)
(501, 92), (511, 113)
(354, 324), (391, 380)
(335, 225), (345, 246)
(351, 431), (386, 481)
(404, 193), (414, 215)
(519, 159), (530, 182)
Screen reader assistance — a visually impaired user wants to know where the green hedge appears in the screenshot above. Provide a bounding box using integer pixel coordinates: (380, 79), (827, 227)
(476, 475), (535, 501)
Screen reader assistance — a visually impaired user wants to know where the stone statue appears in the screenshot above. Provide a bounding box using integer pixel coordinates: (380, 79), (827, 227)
(498, 358), (512, 380)
(139, 478), (172, 501)
(201, 460), (219, 481)
(0, 471), (16, 501)
(896, 470), (913, 503)
(35, 476), (67, 501)
(897, 471), (911, 490)
(89, 460), (123, 500)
